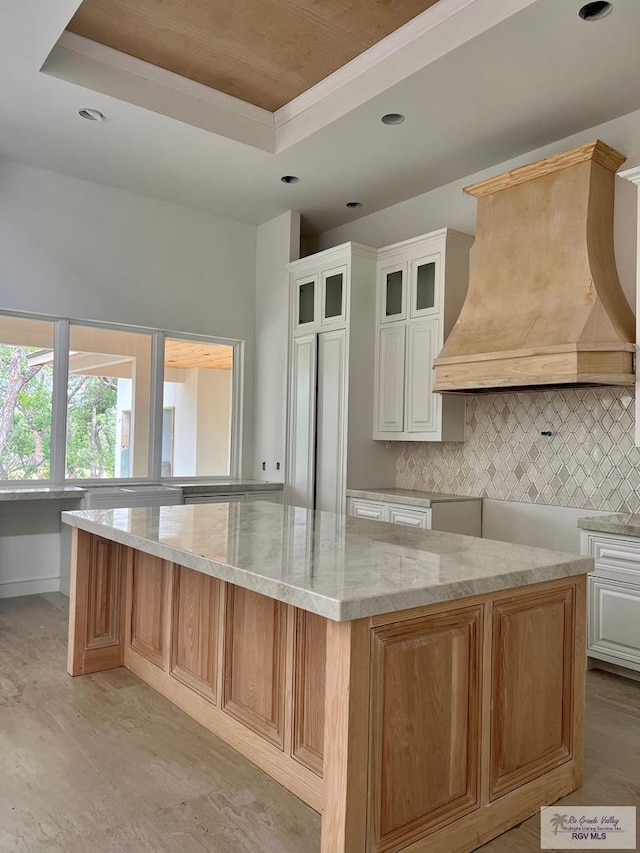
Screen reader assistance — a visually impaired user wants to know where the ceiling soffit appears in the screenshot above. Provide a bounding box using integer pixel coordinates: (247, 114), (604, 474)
(66, 0), (439, 112)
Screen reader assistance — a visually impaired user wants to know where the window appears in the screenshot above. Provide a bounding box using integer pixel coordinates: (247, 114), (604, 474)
(0, 312), (240, 483)
(0, 317), (55, 480)
(66, 325), (152, 479)
(163, 338), (234, 477)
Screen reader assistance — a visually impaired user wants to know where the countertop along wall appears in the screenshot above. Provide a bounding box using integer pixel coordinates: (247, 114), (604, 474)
(314, 108), (640, 552)
(0, 157), (259, 595)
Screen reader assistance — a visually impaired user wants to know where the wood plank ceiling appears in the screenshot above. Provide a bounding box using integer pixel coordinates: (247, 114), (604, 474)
(164, 339), (234, 370)
(66, 0), (440, 111)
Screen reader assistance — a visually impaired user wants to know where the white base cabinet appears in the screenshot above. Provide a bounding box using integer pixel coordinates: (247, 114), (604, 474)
(348, 496), (481, 537)
(581, 530), (640, 676)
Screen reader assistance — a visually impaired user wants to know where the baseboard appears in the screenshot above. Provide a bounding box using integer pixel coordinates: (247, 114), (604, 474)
(588, 656), (640, 683)
(0, 576), (60, 599)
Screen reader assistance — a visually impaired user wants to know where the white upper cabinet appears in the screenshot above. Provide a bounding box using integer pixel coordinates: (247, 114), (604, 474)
(320, 265), (347, 326)
(293, 257), (350, 335)
(373, 228), (473, 442)
(294, 274), (318, 331)
(379, 262), (408, 324)
(409, 254), (439, 318)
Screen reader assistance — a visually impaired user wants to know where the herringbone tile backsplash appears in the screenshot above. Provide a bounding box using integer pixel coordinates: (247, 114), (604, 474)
(396, 387), (640, 513)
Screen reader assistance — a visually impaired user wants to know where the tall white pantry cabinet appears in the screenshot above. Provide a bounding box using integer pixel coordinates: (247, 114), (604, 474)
(374, 228), (473, 441)
(286, 244), (395, 513)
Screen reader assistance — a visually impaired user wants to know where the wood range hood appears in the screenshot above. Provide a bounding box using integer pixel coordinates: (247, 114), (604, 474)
(433, 140), (636, 394)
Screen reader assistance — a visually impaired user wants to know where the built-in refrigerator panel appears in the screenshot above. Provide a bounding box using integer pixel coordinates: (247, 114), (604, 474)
(287, 333), (317, 509)
(315, 329), (347, 514)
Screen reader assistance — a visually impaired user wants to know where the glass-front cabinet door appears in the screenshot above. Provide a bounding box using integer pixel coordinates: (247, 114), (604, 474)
(321, 265), (347, 326)
(379, 262), (407, 324)
(409, 254), (440, 318)
(294, 274), (318, 330)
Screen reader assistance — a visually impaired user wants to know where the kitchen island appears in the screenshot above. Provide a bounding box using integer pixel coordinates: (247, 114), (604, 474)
(62, 502), (590, 853)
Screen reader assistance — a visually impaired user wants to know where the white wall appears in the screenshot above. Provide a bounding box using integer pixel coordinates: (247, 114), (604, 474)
(252, 211), (300, 482)
(0, 156), (258, 596)
(0, 156), (258, 473)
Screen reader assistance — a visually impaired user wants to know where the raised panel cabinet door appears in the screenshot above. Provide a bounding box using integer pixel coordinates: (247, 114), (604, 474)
(588, 576), (640, 669)
(287, 334), (317, 509)
(292, 609), (327, 775)
(490, 586), (575, 799)
(369, 606), (482, 853)
(349, 498), (386, 522)
(130, 551), (170, 668)
(375, 325), (405, 434)
(170, 565), (220, 701)
(315, 329), (346, 514)
(85, 535), (123, 652)
(405, 318), (440, 436)
(223, 585), (287, 747)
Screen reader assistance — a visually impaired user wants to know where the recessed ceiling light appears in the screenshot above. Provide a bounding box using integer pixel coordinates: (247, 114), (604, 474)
(280, 175), (300, 184)
(78, 108), (106, 121)
(578, 1), (612, 21)
(381, 113), (405, 126)
(346, 201), (363, 209)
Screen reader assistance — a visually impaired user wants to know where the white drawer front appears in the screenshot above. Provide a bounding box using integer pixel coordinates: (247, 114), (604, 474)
(388, 504), (430, 529)
(349, 498), (386, 522)
(584, 531), (640, 583)
(588, 576), (640, 670)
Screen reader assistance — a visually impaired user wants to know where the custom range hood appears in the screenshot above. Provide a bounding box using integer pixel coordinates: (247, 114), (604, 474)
(433, 140), (636, 393)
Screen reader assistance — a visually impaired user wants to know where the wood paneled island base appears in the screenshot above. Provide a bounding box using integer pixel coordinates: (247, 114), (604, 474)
(67, 525), (586, 853)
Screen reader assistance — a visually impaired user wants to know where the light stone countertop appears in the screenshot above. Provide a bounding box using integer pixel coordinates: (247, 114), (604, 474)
(0, 486), (86, 502)
(346, 487), (480, 508)
(174, 479), (283, 495)
(62, 502), (590, 622)
(578, 513), (640, 538)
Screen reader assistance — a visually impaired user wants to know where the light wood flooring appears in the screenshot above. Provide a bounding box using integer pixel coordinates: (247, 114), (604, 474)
(0, 594), (638, 852)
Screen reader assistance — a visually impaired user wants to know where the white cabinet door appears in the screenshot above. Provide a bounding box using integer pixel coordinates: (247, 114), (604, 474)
(405, 319), (440, 435)
(348, 498), (386, 522)
(315, 329), (346, 514)
(375, 325), (405, 434)
(379, 262), (407, 324)
(388, 504), (430, 529)
(409, 253), (440, 318)
(320, 265), (347, 327)
(293, 273), (319, 332)
(589, 576), (640, 670)
(287, 334), (317, 509)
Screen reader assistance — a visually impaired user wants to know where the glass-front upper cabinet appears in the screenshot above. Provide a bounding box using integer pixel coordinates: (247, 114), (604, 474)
(409, 254), (440, 317)
(321, 265), (347, 326)
(379, 262), (407, 324)
(294, 274), (318, 329)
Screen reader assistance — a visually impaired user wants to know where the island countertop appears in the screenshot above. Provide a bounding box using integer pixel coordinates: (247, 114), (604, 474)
(62, 502), (590, 621)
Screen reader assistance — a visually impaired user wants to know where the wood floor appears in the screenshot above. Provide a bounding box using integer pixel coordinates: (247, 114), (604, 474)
(1, 594), (638, 853)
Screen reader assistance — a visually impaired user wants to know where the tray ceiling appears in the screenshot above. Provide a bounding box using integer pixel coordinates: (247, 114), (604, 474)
(66, 0), (440, 111)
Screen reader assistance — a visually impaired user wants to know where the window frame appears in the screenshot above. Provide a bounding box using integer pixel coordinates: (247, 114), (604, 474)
(0, 308), (243, 485)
